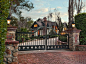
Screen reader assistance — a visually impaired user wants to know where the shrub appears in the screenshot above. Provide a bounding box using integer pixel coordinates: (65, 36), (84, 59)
(21, 28), (28, 32)
(59, 35), (67, 42)
(75, 13), (86, 45)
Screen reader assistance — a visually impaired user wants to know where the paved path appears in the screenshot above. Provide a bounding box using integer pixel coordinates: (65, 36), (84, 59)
(18, 50), (86, 64)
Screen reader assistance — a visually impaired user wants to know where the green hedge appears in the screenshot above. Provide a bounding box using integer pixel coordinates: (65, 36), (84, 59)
(75, 13), (86, 45)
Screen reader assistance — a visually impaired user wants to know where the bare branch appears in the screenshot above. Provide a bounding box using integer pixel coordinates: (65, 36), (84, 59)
(74, 0), (85, 14)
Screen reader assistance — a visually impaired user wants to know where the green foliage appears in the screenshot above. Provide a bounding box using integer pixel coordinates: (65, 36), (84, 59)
(10, 16), (18, 26)
(49, 35), (58, 38)
(21, 28), (28, 32)
(17, 17), (34, 31)
(17, 28), (29, 43)
(75, 13), (86, 45)
(17, 33), (59, 43)
(10, 0), (34, 19)
(59, 35), (67, 42)
(0, 0), (12, 63)
(27, 20), (34, 30)
(49, 29), (56, 35)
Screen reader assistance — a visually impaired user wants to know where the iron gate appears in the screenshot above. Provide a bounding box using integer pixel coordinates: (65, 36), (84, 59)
(16, 27), (69, 51)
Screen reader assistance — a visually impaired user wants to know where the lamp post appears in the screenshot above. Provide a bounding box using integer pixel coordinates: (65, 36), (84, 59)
(7, 15), (11, 25)
(72, 21), (75, 28)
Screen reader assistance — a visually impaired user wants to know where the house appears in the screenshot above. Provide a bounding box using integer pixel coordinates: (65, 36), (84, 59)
(31, 17), (59, 36)
(63, 22), (68, 31)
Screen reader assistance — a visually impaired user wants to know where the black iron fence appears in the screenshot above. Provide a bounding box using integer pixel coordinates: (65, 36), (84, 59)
(16, 27), (69, 51)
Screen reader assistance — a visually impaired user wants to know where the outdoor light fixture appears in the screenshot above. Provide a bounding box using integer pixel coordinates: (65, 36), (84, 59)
(60, 31), (66, 35)
(72, 21), (75, 28)
(7, 15), (11, 25)
(64, 27), (67, 31)
(60, 26), (66, 35)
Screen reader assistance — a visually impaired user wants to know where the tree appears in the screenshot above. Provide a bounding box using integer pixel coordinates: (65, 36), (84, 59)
(10, 0), (34, 20)
(47, 13), (53, 21)
(57, 17), (63, 33)
(75, 0), (85, 14)
(17, 17), (34, 31)
(10, 16), (18, 26)
(27, 20), (34, 30)
(68, 0), (74, 29)
(75, 13), (86, 45)
(68, 0), (85, 28)
(17, 17), (27, 31)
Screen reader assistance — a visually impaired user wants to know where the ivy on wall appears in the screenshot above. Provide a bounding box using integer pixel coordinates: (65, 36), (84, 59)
(0, 0), (11, 64)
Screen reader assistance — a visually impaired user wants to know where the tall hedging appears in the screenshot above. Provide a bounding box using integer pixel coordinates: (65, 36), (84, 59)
(0, 0), (10, 64)
(75, 13), (86, 45)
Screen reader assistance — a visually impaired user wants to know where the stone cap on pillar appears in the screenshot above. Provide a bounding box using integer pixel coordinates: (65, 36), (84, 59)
(5, 40), (19, 45)
(66, 27), (81, 33)
(7, 26), (17, 31)
(7, 26), (17, 41)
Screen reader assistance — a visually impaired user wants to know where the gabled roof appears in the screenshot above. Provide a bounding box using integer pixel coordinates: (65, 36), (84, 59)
(31, 20), (58, 30)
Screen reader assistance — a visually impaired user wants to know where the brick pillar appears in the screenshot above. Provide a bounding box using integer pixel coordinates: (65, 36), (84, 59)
(67, 27), (81, 51)
(7, 26), (17, 41)
(4, 26), (19, 64)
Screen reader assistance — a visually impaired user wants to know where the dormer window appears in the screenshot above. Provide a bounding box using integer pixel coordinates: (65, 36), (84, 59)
(34, 24), (38, 27)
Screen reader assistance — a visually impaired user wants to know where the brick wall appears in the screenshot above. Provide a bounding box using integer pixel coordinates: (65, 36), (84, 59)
(75, 45), (86, 51)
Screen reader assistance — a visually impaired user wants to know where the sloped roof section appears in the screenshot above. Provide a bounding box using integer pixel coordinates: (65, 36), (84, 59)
(36, 21), (42, 26)
(47, 21), (52, 27)
(36, 21), (58, 27)
(52, 22), (58, 27)
(31, 20), (58, 30)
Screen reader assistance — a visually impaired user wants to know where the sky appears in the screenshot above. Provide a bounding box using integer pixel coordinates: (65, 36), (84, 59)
(19, 0), (86, 23)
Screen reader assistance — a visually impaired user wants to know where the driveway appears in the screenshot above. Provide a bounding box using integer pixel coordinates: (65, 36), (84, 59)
(18, 50), (86, 64)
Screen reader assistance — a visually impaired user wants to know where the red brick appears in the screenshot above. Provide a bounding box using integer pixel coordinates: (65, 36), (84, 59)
(18, 51), (86, 64)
